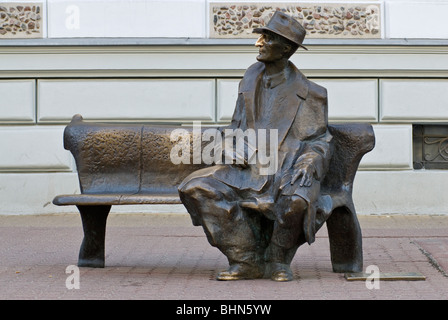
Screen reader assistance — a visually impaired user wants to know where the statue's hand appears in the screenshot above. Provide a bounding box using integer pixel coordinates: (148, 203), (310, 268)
(291, 163), (315, 187)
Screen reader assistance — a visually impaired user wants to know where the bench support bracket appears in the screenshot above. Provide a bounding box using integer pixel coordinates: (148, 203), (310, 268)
(326, 206), (363, 273)
(77, 205), (111, 268)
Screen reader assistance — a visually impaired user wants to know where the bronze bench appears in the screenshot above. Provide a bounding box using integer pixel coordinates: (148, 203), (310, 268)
(53, 114), (375, 270)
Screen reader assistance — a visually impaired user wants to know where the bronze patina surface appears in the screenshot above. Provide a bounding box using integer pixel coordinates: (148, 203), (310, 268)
(178, 12), (375, 281)
(53, 13), (375, 274)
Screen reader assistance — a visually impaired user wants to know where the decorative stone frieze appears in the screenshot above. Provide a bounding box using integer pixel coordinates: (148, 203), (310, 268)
(0, 3), (43, 39)
(210, 2), (381, 39)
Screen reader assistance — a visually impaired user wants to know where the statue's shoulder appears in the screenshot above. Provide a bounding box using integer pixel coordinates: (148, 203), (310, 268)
(243, 61), (265, 78)
(244, 61), (265, 75)
(307, 79), (328, 100)
(289, 62), (327, 101)
(239, 62), (264, 91)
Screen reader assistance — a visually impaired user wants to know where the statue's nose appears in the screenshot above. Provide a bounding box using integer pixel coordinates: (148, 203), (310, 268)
(255, 36), (264, 47)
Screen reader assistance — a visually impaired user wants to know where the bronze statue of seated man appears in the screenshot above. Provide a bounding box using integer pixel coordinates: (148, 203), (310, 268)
(179, 12), (333, 282)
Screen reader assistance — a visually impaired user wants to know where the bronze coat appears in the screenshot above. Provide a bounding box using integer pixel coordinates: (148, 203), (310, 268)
(180, 61), (333, 244)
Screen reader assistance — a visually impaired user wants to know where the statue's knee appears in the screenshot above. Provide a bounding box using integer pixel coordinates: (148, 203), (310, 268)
(178, 180), (197, 197)
(290, 196), (308, 213)
(179, 178), (221, 201)
(278, 196), (307, 227)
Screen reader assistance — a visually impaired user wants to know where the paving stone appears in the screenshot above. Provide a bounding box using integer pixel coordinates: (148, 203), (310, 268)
(0, 213), (447, 300)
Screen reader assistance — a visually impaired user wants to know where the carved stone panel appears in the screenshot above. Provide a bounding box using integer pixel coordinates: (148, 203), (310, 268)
(0, 3), (43, 39)
(210, 2), (382, 39)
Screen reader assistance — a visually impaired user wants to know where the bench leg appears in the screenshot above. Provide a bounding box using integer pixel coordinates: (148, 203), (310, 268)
(77, 205), (111, 268)
(326, 206), (363, 273)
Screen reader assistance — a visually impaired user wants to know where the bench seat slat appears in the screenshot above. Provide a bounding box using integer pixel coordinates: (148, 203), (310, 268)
(53, 194), (182, 206)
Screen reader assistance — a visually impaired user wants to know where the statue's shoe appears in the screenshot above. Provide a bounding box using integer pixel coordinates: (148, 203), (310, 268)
(270, 263), (294, 282)
(216, 264), (264, 281)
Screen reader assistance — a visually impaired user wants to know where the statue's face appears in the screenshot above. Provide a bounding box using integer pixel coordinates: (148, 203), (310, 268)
(255, 33), (288, 63)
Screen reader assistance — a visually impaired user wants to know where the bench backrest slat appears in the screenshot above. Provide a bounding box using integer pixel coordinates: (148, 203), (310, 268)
(64, 115), (374, 197)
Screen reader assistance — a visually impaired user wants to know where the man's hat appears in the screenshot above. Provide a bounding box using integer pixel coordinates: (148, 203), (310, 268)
(253, 11), (308, 50)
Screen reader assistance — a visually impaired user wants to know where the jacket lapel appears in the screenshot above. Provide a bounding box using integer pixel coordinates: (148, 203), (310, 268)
(238, 62), (310, 144)
(241, 91), (256, 129)
(239, 65), (263, 129)
(272, 64), (309, 144)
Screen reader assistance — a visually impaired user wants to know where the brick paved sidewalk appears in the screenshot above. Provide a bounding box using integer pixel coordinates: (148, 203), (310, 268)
(0, 213), (447, 300)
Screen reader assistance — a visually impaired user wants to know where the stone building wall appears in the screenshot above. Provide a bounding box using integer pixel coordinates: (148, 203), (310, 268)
(0, 0), (448, 215)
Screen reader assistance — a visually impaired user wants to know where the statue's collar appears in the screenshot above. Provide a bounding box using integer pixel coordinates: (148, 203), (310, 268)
(262, 69), (286, 89)
(240, 61), (308, 99)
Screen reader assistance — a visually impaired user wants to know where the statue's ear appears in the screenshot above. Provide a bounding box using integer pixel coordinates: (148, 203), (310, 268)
(283, 43), (292, 56)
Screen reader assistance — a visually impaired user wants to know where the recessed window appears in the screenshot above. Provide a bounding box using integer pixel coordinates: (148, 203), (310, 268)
(413, 125), (448, 169)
